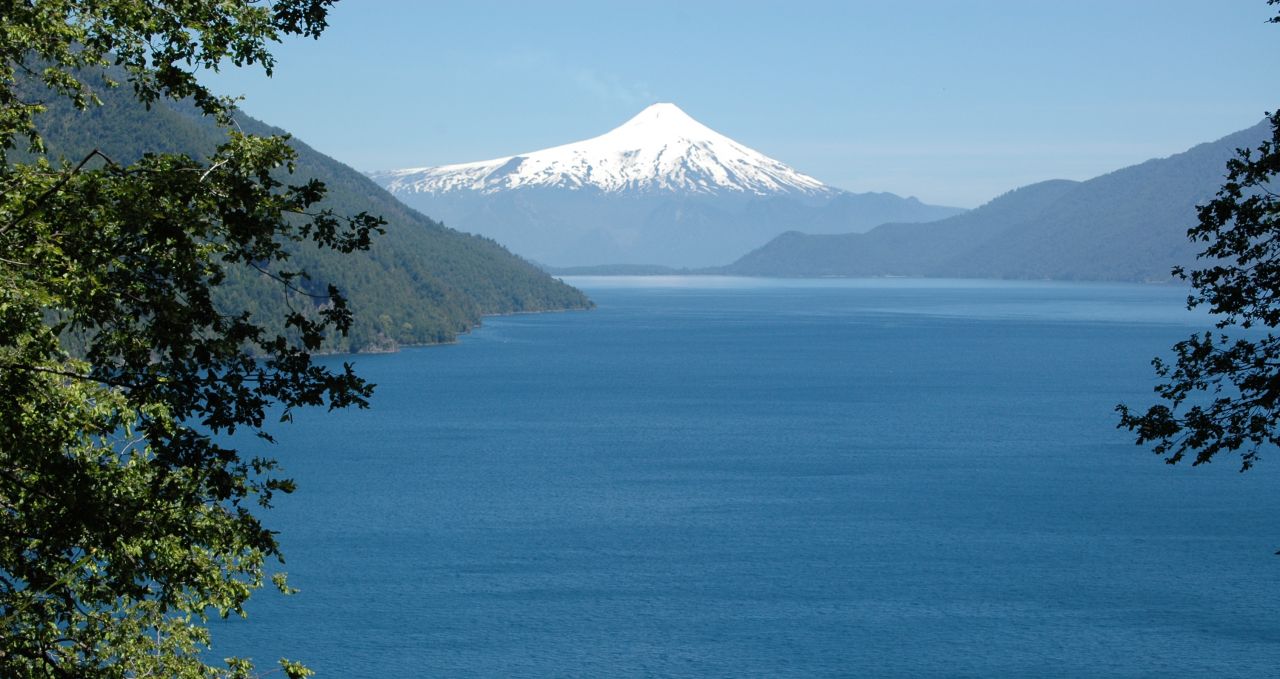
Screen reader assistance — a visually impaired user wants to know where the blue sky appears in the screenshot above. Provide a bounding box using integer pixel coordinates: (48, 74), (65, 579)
(205, 1), (1280, 208)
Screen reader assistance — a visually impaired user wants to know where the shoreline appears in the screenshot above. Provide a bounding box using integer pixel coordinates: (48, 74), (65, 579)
(320, 303), (594, 358)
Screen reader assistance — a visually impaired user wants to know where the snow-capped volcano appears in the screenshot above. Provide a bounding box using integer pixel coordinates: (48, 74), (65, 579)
(368, 104), (962, 268)
(372, 103), (836, 197)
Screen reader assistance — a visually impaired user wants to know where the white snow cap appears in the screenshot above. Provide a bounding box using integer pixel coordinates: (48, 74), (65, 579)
(375, 103), (835, 197)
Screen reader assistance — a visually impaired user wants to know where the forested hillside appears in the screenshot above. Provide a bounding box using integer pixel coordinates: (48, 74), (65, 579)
(22, 74), (592, 352)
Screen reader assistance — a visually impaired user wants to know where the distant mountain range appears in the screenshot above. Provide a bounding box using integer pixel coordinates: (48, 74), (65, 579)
(24, 72), (591, 352)
(723, 120), (1270, 282)
(369, 103), (962, 268)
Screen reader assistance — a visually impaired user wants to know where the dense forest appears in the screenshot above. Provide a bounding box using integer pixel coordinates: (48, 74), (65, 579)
(21, 73), (592, 352)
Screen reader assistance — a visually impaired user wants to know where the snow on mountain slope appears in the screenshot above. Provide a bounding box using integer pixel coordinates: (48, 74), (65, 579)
(372, 103), (837, 197)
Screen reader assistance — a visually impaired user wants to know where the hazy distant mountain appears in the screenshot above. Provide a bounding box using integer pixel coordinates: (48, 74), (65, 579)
(370, 103), (962, 268)
(725, 120), (1269, 281)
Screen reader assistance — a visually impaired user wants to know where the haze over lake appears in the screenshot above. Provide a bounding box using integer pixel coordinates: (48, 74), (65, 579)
(216, 278), (1280, 676)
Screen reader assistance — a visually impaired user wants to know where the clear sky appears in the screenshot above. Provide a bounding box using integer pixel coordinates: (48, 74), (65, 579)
(203, 1), (1280, 208)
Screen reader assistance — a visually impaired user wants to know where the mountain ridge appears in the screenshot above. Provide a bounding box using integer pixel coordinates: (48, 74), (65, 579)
(723, 120), (1268, 281)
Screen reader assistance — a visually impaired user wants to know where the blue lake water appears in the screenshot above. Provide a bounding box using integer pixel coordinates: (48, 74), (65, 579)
(214, 277), (1280, 677)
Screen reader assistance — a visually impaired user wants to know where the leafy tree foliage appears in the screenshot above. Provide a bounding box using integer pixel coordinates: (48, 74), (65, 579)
(1117, 2), (1280, 472)
(0, 1), (385, 676)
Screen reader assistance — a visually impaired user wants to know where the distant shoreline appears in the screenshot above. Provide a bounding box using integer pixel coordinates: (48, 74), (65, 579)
(546, 265), (1180, 285)
(542, 264), (711, 277)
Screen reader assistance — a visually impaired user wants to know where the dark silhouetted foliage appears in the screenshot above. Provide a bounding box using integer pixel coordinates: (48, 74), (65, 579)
(1117, 108), (1280, 471)
(1117, 2), (1280, 473)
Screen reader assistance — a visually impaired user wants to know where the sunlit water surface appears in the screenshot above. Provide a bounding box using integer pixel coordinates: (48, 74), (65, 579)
(214, 277), (1280, 677)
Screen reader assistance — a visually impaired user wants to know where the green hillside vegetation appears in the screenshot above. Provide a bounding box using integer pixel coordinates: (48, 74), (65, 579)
(22, 74), (592, 352)
(725, 121), (1269, 282)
